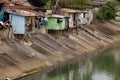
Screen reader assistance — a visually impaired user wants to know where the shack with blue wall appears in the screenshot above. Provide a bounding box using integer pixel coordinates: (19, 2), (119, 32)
(0, 3), (4, 21)
(8, 10), (38, 34)
(0, 0), (11, 22)
(9, 14), (25, 34)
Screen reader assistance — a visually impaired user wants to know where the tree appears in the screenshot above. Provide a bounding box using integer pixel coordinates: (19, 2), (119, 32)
(44, 1), (51, 9)
(58, 0), (92, 8)
(58, 0), (75, 7)
(97, 1), (118, 21)
(28, 0), (49, 7)
(75, 0), (92, 7)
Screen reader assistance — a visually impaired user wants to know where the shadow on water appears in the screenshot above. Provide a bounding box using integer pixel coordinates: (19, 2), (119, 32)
(16, 46), (120, 80)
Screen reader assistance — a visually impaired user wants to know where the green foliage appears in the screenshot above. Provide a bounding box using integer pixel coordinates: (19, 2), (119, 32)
(28, 0), (92, 8)
(58, 0), (74, 7)
(75, 0), (92, 6)
(58, 0), (92, 8)
(28, 0), (49, 7)
(44, 1), (51, 9)
(97, 1), (118, 21)
(116, 30), (120, 34)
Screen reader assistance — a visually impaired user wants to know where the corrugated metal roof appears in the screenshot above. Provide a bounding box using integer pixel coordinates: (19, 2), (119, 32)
(13, 1), (24, 5)
(6, 9), (38, 16)
(6, 5), (44, 17)
(11, 0), (32, 6)
(50, 14), (68, 18)
(92, 1), (107, 6)
(9, 5), (35, 10)
(3, 3), (45, 17)
(0, 0), (11, 4)
(59, 8), (81, 13)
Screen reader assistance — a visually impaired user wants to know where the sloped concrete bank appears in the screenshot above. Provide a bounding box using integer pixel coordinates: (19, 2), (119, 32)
(0, 21), (120, 80)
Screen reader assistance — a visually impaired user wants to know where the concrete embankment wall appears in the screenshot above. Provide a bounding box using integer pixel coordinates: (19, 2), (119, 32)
(0, 21), (120, 80)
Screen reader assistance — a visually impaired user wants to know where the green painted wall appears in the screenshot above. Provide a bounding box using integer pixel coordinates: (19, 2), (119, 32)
(46, 17), (66, 30)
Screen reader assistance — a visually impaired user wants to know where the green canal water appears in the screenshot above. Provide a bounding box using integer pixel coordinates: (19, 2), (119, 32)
(17, 46), (120, 80)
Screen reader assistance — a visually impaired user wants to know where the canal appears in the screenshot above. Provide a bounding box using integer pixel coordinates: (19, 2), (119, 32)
(16, 46), (120, 80)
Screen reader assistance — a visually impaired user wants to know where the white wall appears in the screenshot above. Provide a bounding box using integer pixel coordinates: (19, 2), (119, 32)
(76, 9), (94, 26)
(69, 14), (75, 28)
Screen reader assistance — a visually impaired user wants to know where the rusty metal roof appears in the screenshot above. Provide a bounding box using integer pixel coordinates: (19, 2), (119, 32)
(92, 1), (107, 6)
(0, 0), (11, 4)
(13, 1), (24, 5)
(59, 8), (81, 13)
(49, 14), (68, 18)
(9, 5), (35, 10)
(6, 9), (39, 17)
(6, 5), (45, 17)
(11, 0), (32, 6)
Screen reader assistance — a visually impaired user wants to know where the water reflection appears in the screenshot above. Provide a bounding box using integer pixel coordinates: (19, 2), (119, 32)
(17, 46), (120, 80)
(92, 72), (114, 80)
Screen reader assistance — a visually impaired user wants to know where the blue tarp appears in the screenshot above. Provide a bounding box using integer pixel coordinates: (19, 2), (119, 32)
(41, 20), (48, 26)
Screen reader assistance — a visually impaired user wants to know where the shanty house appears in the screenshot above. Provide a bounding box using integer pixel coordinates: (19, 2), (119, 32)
(0, 0), (12, 40)
(59, 8), (93, 27)
(76, 9), (93, 25)
(59, 8), (78, 28)
(0, 3), (4, 21)
(11, 0), (32, 6)
(8, 9), (38, 34)
(0, 0), (11, 21)
(46, 14), (69, 30)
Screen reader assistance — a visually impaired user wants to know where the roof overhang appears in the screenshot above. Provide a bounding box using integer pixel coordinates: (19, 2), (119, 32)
(0, 0), (11, 4)
(49, 14), (69, 18)
(59, 8), (81, 13)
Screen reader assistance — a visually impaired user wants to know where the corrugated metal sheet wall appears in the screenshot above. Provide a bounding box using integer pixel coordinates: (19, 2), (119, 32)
(10, 14), (25, 34)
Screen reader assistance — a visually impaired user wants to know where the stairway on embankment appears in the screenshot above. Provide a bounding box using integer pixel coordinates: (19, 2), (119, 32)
(0, 21), (120, 80)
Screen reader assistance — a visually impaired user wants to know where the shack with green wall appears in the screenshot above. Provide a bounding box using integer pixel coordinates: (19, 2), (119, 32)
(46, 15), (69, 30)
